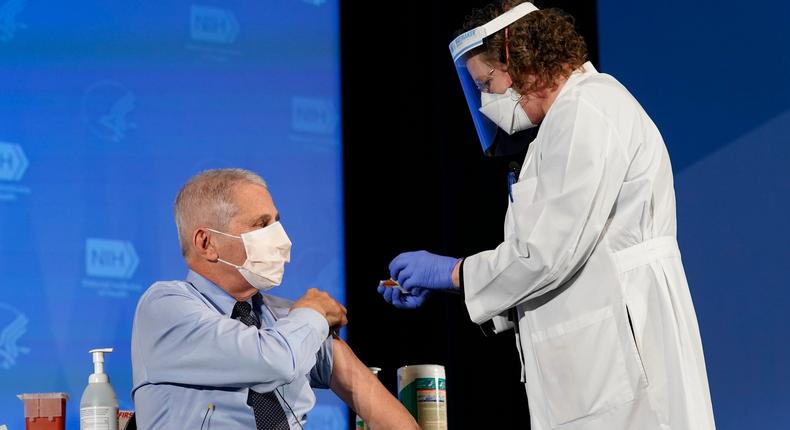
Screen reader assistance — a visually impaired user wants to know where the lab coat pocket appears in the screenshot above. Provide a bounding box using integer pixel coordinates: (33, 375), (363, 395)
(531, 306), (635, 427)
(625, 304), (650, 387)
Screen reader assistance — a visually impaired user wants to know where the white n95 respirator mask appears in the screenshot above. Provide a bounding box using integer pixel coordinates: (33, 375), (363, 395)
(478, 88), (535, 135)
(209, 221), (292, 291)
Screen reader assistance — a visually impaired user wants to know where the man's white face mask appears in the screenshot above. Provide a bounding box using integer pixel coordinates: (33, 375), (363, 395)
(209, 221), (292, 291)
(478, 87), (535, 134)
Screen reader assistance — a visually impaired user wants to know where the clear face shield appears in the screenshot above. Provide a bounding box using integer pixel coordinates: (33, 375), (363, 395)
(449, 2), (539, 156)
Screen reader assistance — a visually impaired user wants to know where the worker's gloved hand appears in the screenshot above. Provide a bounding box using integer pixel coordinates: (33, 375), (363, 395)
(389, 250), (460, 291)
(376, 285), (432, 309)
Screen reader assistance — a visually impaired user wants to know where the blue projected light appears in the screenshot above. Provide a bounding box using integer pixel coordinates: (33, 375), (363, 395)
(0, 0), (345, 429)
(598, 0), (790, 428)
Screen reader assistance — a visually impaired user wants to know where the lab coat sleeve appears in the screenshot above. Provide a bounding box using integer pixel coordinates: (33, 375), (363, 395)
(463, 96), (629, 323)
(133, 284), (329, 390)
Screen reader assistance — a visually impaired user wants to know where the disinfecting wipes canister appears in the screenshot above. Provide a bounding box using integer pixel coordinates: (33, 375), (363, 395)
(397, 364), (447, 430)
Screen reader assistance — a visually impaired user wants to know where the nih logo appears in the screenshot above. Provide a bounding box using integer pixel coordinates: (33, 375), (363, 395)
(291, 97), (338, 135)
(85, 238), (139, 279)
(190, 5), (239, 44)
(0, 142), (28, 182)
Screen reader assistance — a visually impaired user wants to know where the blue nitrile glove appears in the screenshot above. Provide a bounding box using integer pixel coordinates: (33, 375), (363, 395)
(390, 250), (460, 291)
(376, 251), (460, 309)
(376, 284), (432, 309)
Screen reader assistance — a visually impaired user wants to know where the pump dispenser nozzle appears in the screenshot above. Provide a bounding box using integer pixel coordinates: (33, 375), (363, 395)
(88, 348), (113, 383)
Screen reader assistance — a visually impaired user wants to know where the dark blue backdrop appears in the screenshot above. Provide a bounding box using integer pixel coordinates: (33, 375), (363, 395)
(0, 0), (345, 428)
(598, 1), (790, 427)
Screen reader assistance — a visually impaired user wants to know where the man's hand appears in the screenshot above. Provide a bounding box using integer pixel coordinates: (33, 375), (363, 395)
(292, 288), (348, 329)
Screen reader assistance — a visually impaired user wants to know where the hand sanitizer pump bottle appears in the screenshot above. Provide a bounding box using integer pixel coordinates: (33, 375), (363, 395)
(80, 348), (118, 430)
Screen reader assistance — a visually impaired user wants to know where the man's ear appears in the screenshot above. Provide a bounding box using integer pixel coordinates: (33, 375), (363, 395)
(192, 228), (218, 261)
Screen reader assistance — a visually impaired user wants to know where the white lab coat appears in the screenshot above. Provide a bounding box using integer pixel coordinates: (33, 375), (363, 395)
(463, 63), (715, 430)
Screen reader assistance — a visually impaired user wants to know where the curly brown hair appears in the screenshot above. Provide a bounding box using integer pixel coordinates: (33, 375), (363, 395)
(458, 1), (588, 95)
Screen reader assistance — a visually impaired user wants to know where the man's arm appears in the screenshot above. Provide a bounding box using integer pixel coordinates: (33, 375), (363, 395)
(132, 284), (329, 391)
(329, 338), (419, 430)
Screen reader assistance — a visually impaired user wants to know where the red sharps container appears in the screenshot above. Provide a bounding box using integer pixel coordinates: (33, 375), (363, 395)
(16, 393), (69, 430)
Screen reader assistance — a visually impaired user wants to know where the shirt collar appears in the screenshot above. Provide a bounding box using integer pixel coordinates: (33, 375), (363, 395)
(186, 270), (260, 317)
(554, 61), (597, 102)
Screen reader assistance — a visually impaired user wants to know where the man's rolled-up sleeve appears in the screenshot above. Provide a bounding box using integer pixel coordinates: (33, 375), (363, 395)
(308, 336), (334, 389)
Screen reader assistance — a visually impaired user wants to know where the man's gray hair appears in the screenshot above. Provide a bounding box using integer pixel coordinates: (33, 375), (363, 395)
(174, 168), (267, 256)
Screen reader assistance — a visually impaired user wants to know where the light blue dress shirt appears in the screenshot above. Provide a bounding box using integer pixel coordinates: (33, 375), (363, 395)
(131, 270), (333, 429)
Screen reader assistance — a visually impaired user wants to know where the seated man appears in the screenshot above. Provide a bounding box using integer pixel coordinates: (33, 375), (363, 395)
(131, 168), (416, 429)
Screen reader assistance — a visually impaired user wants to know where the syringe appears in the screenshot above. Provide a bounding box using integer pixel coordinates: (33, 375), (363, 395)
(379, 279), (411, 295)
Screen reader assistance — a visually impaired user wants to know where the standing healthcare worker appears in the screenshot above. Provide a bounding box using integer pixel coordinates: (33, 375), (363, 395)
(376, 2), (716, 429)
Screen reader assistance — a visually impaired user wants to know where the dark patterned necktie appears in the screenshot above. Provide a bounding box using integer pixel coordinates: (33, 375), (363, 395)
(231, 301), (290, 430)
